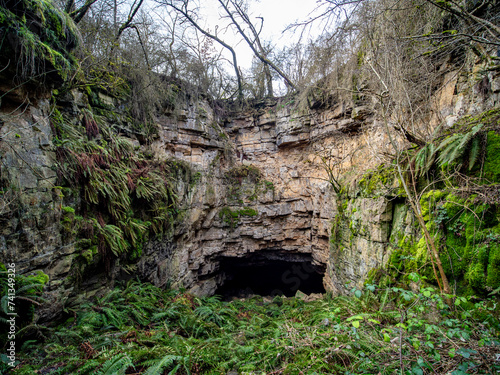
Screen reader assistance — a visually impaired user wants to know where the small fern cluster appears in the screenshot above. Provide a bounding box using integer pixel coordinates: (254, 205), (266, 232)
(412, 124), (486, 178)
(0, 264), (48, 374)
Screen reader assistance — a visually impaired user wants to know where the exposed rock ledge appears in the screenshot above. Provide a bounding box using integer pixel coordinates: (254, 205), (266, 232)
(1, 65), (499, 319)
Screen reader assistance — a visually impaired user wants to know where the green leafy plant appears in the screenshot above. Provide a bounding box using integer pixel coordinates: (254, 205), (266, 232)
(8, 279), (500, 374)
(52, 103), (188, 274)
(0, 264), (48, 372)
(413, 124), (485, 178)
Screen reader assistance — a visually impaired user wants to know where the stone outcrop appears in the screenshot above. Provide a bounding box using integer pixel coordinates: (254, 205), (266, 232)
(141, 99), (341, 296)
(0, 99), (73, 320)
(329, 196), (394, 293)
(1, 61), (500, 315)
(135, 97), (404, 296)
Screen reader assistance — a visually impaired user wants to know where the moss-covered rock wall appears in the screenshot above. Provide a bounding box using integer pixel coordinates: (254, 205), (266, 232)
(1, 0), (500, 320)
(332, 109), (500, 297)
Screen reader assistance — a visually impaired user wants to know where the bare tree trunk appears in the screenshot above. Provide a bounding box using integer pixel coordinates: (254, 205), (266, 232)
(115, 0), (145, 41)
(108, 0), (147, 66)
(64, 0), (74, 13)
(131, 25), (151, 70)
(229, 2), (273, 96)
(69, 0), (100, 24)
(113, 0), (118, 29)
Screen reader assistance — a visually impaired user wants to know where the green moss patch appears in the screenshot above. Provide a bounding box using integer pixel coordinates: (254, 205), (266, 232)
(0, 0), (79, 81)
(219, 206), (258, 228)
(483, 131), (500, 183)
(357, 163), (398, 197)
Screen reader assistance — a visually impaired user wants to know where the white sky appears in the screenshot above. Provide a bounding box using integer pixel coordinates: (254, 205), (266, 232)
(200, 0), (321, 70)
(246, 0), (319, 43)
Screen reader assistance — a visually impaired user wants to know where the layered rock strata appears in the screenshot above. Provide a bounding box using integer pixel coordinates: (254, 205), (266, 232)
(1, 64), (499, 315)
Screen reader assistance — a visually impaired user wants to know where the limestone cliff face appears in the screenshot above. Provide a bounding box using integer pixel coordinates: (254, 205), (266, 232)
(0, 98), (71, 318)
(157, 102), (338, 296)
(135, 95), (406, 296)
(1, 63), (500, 315)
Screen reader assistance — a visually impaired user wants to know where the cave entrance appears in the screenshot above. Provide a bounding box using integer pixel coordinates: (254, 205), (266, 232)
(214, 252), (326, 298)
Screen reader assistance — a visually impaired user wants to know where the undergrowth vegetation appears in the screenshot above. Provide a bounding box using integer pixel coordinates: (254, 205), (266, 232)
(0, 265), (48, 347)
(5, 279), (499, 374)
(405, 111), (500, 295)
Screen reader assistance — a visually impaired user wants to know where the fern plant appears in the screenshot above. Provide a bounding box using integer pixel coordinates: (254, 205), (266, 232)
(97, 353), (133, 375)
(9, 280), (500, 374)
(437, 124), (484, 168)
(412, 123), (485, 178)
(0, 266), (47, 342)
(51, 102), (188, 275)
(413, 143), (436, 177)
(142, 354), (184, 375)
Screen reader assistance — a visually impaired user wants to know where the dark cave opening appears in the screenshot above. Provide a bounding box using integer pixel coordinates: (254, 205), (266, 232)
(214, 252), (326, 298)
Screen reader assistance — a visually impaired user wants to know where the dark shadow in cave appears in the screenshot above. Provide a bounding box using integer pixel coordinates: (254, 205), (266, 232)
(214, 251), (326, 298)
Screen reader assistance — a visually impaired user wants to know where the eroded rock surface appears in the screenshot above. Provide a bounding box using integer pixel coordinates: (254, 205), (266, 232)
(1, 63), (499, 316)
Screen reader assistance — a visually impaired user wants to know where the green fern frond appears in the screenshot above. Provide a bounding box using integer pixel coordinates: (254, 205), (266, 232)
(435, 133), (461, 153)
(113, 136), (135, 156)
(143, 354), (183, 375)
(468, 136), (481, 170)
(424, 143), (436, 174)
(413, 143), (436, 177)
(128, 305), (148, 325)
(102, 306), (126, 329)
(122, 264), (138, 275)
(437, 124), (484, 168)
(437, 135), (463, 167)
(78, 309), (104, 327)
(97, 353), (133, 375)
(1, 295), (11, 315)
(84, 179), (102, 205)
(99, 224), (128, 256)
(152, 309), (178, 322)
(12, 282), (44, 296)
(100, 288), (123, 304)
(469, 123), (484, 137)
(76, 359), (102, 375)
(167, 364), (182, 375)
(453, 124), (483, 161)
(54, 115), (84, 141)
(118, 218), (148, 248)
